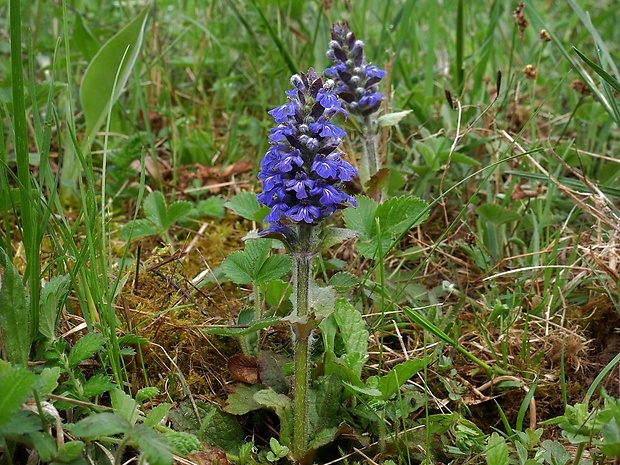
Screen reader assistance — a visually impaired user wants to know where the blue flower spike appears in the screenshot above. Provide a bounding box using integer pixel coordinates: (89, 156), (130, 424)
(257, 69), (357, 242)
(326, 22), (386, 116)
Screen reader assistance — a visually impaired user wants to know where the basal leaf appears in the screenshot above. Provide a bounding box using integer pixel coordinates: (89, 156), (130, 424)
(477, 204), (521, 225)
(119, 218), (160, 240)
(0, 246), (31, 366)
(68, 333), (107, 368)
(143, 191), (168, 230)
(198, 404), (245, 454)
(225, 192), (269, 221)
(486, 432), (509, 465)
(377, 358), (429, 401)
(69, 412), (131, 438)
(224, 384), (263, 415)
(254, 389), (293, 447)
(0, 366), (37, 430)
(196, 196), (226, 219)
(80, 3), (150, 146)
(162, 200), (193, 229)
(28, 432), (57, 462)
(130, 425), (172, 465)
(110, 388), (140, 424)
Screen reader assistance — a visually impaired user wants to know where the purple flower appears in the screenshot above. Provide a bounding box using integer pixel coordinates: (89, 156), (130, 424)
(326, 23), (386, 116)
(257, 69), (357, 235)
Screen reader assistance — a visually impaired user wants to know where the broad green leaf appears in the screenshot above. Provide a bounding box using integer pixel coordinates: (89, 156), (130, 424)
(80, 4), (151, 146)
(328, 272), (359, 291)
(28, 432), (57, 462)
(319, 227), (358, 250)
(0, 367), (37, 429)
(333, 299), (368, 360)
(196, 196), (226, 219)
(344, 196), (429, 259)
(143, 191), (192, 230)
(225, 192), (269, 221)
(36, 366), (61, 396)
(224, 384), (263, 415)
(129, 425), (172, 465)
(309, 374), (342, 432)
(120, 218), (160, 240)
(83, 373), (114, 398)
(221, 238), (290, 285)
(377, 358), (429, 401)
(39, 274), (70, 341)
(254, 389), (293, 447)
(56, 440), (85, 462)
(136, 387), (160, 403)
(309, 282), (337, 320)
(198, 404), (245, 454)
(0, 247), (31, 366)
(343, 195), (377, 238)
(256, 255), (292, 285)
(377, 110), (412, 128)
(72, 14), (100, 62)
(486, 432), (509, 465)
(477, 204), (521, 225)
(68, 333), (107, 368)
(110, 388), (140, 424)
(144, 403), (172, 428)
(0, 410), (41, 436)
(70, 412), (131, 438)
(164, 431), (201, 456)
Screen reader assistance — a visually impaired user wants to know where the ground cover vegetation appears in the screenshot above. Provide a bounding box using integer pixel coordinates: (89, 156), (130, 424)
(1, 0), (620, 463)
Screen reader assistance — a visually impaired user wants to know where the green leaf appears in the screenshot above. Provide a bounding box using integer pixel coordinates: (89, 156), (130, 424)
(196, 196), (226, 219)
(319, 227), (358, 250)
(344, 196), (429, 259)
(136, 387), (160, 403)
(377, 358), (429, 400)
(224, 383), (263, 415)
(198, 404), (245, 454)
(254, 389), (293, 447)
(110, 388), (140, 424)
(164, 431), (201, 456)
(477, 204), (521, 225)
(72, 14), (100, 62)
(143, 191), (192, 230)
(130, 425), (172, 465)
(0, 247), (31, 366)
(82, 374), (114, 398)
(328, 272), (359, 291)
(225, 192), (269, 221)
(377, 110), (412, 128)
(333, 299), (368, 360)
(80, 3), (151, 146)
(221, 238), (290, 285)
(144, 403), (171, 428)
(0, 410), (41, 436)
(70, 412), (131, 438)
(120, 218), (161, 240)
(342, 195), (377, 238)
(56, 440), (85, 463)
(36, 366), (61, 396)
(0, 366), (37, 430)
(486, 432), (509, 465)
(39, 275), (70, 341)
(68, 333), (107, 368)
(28, 432), (57, 462)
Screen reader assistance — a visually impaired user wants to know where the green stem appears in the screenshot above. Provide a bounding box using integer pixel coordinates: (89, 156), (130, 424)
(292, 224), (314, 462)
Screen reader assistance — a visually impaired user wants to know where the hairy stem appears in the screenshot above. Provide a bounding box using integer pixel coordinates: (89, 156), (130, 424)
(292, 224), (314, 462)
